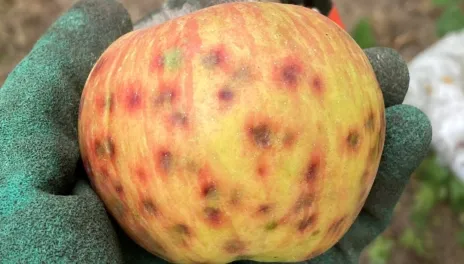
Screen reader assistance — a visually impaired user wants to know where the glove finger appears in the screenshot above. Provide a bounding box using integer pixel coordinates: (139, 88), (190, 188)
(0, 0), (131, 196)
(308, 104), (432, 264)
(364, 47), (410, 108)
(0, 176), (125, 263)
(1, 1), (132, 262)
(76, 162), (169, 263)
(2, 0), (132, 93)
(362, 104), (431, 228)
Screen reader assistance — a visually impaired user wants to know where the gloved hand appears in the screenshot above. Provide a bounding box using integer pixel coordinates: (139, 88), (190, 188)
(0, 0), (133, 263)
(0, 1), (432, 264)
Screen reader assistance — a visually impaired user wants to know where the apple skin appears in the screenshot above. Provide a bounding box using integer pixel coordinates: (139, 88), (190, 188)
(78, 2), (385, 264)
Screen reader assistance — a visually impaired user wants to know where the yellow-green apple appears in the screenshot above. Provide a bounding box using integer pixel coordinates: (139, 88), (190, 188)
(78, 2), (385, 263)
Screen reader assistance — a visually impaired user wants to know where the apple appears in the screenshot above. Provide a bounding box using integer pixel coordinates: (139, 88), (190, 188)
(78, 2), (385, 263)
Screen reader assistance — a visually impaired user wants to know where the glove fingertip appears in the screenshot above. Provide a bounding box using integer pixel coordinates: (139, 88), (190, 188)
(382, 104), (432, 172)
(364, 47), (410, 108)
(68, 0), (133, 48)
(363, 104), (432, 221)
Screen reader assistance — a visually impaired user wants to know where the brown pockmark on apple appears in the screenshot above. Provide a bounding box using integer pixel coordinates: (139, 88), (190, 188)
(367, 145), (378, 162)
(92, 55), (109, 76)
(136, 166), (148, 182)
(223, 239), (246, 254)
(201, 183), (217, 199)
(257, 162), (269, 178)
(95, 93), (114, 114)
(204, 207), (224, 227)
(171, 223), (193, 248)
(365, 110), (375, 131)
(311, 75), (324, 95)
(156, 150), (173, 176)
(346, 130), (361, 151)
(233, 66), (252, 82)
(142, 199), (158, 216)
(173, 223), (192, 237)
(197, 164), (218, 199)
(218, 87), (234, 102)
(229, 189), (242, 207)
(294, 193), (315, 213)
(155, 89), (177, 106)
(281, 64), (301, 87)
(112, 199), (126, 218)
(115, 184), (124, 194)
(113, 183), (125, 200)
(282, 131), (297, 149)
(150, 53), (165, 73)
(171, 112), (189, 127)
(123, 81), (144, 112)
(248, 123), (272, 149)
(298, 214), (317, 232)
(257, 204), (272, 214)
(304, 159), (320, 183)
(265, 221), (278, 231)
(277, 59), (303, 90)
(203, 45), (230, 73)
(327, 215), (348, 236)
(95, 137), (115, 159)
(311, 229), (321, 236)
(96, 167), (109, 180)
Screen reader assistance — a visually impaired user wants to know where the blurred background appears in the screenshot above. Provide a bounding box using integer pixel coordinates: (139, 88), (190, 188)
(1, 0), (464, 263)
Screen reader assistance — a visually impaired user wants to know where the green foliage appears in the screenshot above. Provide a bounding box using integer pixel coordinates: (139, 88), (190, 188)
(366, 235), (394, 264)
(414, 152), (451, 185)
(432, 0), (464, 7)
(350, 18), (377, 49)
(457, 229), (464, 247)
(411, 183), (440, 230)
(432, 0), (464, 37)
(407, 150), (464, 251)
(415, 151), (464, 214)
(419, 0), (464, 253)
(411, 152), (449, 231)
(448, 176), (464, 213)
(436, 6), (464, 37)
(399, 228), (430, 257)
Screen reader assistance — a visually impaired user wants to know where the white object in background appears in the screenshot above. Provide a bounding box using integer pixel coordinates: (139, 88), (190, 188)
(133, 0), (261, 30)
(133, 0), (315, 30)
(404, 29), (464, 181)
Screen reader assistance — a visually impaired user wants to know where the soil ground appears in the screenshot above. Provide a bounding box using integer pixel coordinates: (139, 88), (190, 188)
(0, 0), (462, 263)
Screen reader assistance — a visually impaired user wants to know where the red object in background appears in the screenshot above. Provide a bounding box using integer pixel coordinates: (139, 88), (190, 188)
(328, 5), (345, 29)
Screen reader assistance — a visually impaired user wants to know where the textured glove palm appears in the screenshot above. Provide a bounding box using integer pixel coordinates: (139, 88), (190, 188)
(0, 1), (432, 264)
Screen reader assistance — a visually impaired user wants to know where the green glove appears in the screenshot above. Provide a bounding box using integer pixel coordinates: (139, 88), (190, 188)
(0, 0), (132, 263)
(0, 1), (432, 264)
